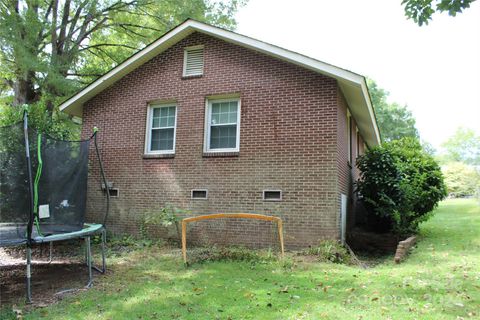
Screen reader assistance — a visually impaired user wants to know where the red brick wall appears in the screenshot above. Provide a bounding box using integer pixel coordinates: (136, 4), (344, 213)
(82, 32), (344, 249)
(337, 91), (369, 233)
(337, 92), (350, 231)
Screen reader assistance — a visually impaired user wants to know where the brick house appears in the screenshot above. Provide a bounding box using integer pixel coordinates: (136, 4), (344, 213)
(60, 20), (380, 249)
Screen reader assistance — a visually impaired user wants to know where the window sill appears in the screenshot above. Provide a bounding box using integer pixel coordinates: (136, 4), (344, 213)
(143, 153), (175, 159)
(182, 74), (203, 80)
(203, 152), (239, 158)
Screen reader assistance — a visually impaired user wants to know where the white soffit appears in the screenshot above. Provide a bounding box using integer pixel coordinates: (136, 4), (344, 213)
(59, 19), (380, 145)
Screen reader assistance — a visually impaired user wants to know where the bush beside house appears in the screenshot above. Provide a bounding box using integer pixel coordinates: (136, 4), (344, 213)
(356, 137), (447, 236)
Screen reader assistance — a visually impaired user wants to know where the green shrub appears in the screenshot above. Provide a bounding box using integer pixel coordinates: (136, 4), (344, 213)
(303, 240), (351, 264)
(356, 137), (447, 235)
(141, 205), (190, 241)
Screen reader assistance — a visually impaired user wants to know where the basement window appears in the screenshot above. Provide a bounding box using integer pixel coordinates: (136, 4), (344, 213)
(191, 189), (208, 200)
(183, 45), (204, 77)
(105, 188), (119, 198)
(263, 190), (282, 201)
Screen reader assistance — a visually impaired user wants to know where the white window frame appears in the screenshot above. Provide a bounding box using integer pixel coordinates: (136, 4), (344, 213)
(183, 45), (204, 77)
(145, 103), (177, 155)
(204, 98), (241, 153)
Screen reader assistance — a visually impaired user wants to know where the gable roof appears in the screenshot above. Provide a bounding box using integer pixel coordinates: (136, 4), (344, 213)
(60, 19), (380, 146)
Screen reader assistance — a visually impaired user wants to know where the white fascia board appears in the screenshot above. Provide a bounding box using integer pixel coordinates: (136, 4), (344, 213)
(60, 19), (379, 145)
(59, 23), (196, 114)
(187, 20), (363, 85)
(60, 20), (364, 114)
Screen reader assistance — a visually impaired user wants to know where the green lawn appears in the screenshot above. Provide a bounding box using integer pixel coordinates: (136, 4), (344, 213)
(21, 199), (480, 319)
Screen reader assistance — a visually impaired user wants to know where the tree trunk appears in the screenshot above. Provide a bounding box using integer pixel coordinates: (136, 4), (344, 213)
(12, 75), (36, 107)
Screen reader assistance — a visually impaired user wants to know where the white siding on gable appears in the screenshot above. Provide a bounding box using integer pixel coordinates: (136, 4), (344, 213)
(183, 45), (204, 76)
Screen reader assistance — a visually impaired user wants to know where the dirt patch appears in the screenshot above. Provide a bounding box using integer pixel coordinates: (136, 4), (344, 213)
(1, 262), (90, 306)
(0, 241), (105, 307)
(348, 229), (401, 253)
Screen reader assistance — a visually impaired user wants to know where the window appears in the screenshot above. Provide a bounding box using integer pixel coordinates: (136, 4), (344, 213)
(263, 190), (282, 201)
(204, 98), (241, 152)
(191, 189), (208, 199)
(145, 104), (177, 154)
(183, 45), (204, 77)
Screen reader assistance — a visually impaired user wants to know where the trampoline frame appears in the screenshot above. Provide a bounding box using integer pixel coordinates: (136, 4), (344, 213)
(0, 111), (111, 303)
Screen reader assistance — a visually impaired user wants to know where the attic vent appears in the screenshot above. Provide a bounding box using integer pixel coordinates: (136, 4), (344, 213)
(183, 45), (204, 77)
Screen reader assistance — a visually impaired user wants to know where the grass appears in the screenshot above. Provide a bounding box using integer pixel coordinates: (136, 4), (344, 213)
(9, 199), (480, 319)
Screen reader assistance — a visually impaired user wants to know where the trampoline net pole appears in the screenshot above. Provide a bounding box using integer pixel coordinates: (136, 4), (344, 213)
(94, 132), (110, 228)
(24, 111), (35, 303)
(23, 111), (35, 246)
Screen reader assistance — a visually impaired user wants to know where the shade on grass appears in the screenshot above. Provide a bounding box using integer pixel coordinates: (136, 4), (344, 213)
(22, 199), (480, 319)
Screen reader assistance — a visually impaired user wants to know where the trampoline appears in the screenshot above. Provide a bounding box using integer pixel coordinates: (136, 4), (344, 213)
(0, 112), (110, 302)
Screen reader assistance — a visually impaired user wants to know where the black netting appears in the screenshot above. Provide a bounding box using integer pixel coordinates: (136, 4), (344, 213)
(36, 135), (89, 234)
(0, 120), (92, 246)
(0, 122), (30, 245)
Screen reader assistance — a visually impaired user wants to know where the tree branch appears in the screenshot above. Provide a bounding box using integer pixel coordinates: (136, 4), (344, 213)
(78, 43), (138, 52)
(66, 72), (104, 77)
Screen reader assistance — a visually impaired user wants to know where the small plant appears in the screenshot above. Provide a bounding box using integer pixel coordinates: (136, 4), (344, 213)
(303, 240), (352, 264)
(142, 205), (190, 241)
(188, 246), (278, 264)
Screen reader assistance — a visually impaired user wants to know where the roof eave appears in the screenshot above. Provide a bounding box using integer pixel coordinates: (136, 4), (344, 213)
(60, 19), (380, 145)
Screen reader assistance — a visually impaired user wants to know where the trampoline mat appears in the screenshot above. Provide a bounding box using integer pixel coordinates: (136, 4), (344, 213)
(0, 223), (103, 247)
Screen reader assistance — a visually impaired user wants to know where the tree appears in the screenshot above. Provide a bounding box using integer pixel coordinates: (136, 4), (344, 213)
(367, 79), (419, 142)
(442, 162), (480, 197)
(356, 137), (447, 235)
(441, 127), (480, 165)
(402, 0), (477, 26)
(0, 0), (244, 115)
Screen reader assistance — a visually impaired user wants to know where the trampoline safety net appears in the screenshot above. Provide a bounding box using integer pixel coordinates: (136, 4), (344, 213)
(0, 120), (90, 246)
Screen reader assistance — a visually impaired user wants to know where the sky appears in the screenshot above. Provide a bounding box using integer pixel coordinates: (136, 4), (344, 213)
(235, 0), (480, 149)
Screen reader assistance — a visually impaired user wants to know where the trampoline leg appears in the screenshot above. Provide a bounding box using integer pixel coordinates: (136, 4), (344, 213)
(100, 228), (106, 273)
(26, 246), (32, 303)
(91, 228), (107, 274)
(48, 242), (53, 263)
(85, 237), (93, 288)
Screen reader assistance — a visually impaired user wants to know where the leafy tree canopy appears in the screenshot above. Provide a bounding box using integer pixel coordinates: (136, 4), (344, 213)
(367, 79), (419, 142)
(442, 162), (480, 197)
(440, 127), (480, 165)
(402, 0), (477, 26)
(0, 0), (245, 119)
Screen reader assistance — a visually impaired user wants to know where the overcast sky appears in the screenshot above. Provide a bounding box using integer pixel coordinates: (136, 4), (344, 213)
(235, 0), (480, 149)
